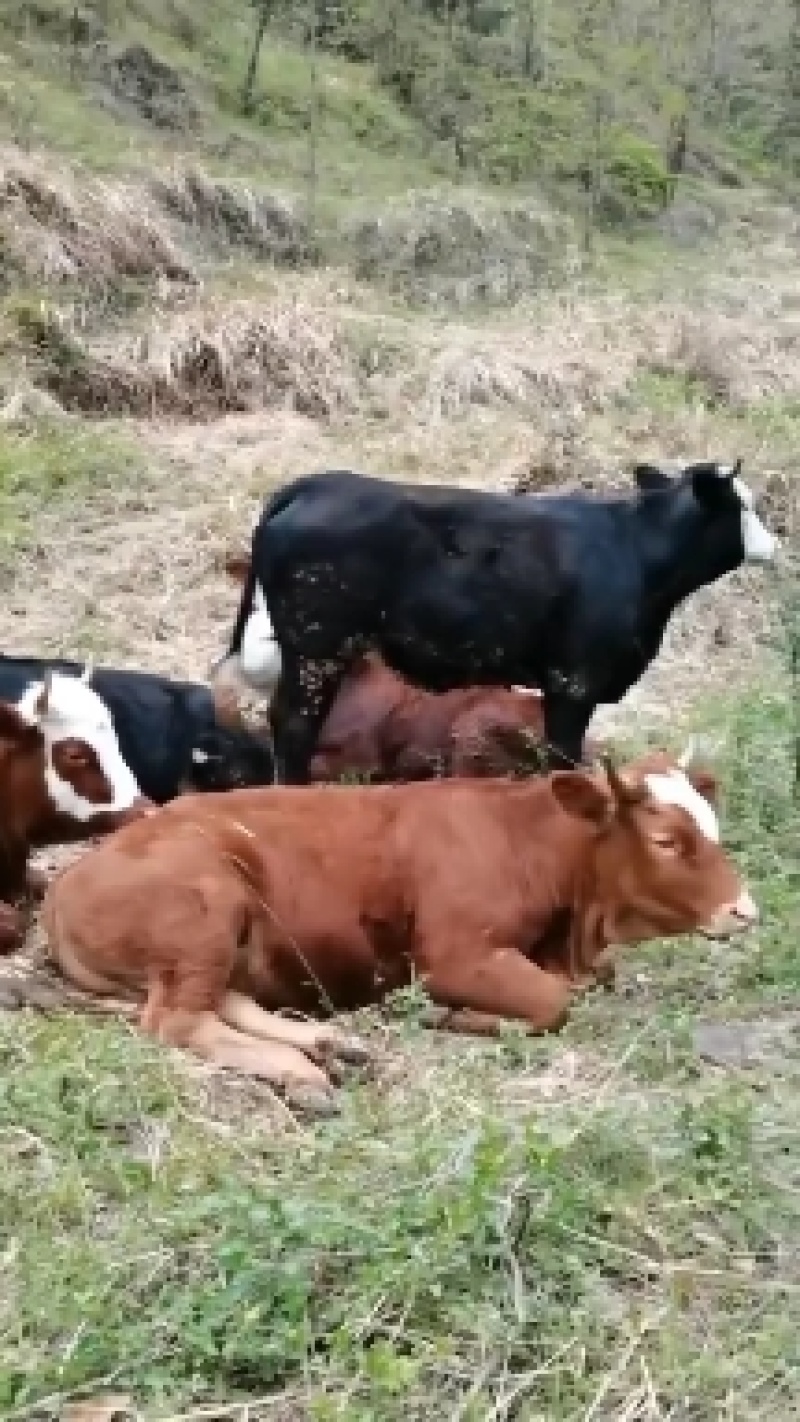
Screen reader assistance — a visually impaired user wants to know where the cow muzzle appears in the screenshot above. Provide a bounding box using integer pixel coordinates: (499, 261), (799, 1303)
(700, 889), (759, 939)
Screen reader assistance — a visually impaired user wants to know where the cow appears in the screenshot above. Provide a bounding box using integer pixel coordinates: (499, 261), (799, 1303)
(0, 666), (150, 950)
(0, 655), (274, 804)
(211, 461), (778, 783)
(41, 746), (757, 1111)
(306, 652), (550, 782)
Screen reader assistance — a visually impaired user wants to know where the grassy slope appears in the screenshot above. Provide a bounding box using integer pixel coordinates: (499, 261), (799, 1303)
(0, 2), (798, 1417)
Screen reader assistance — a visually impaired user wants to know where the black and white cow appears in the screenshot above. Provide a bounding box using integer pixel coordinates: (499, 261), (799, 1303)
(212, 460), (778, 783)
(0, 657), (274, 805)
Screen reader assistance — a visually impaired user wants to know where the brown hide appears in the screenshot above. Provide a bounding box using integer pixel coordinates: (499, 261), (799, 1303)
(308, 655), (556, 782)
(43, 753), (756, 1105)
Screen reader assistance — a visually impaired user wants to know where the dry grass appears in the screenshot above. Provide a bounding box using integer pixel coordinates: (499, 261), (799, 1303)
(24, 296), (359, 420)
(0, 146), (193, 287)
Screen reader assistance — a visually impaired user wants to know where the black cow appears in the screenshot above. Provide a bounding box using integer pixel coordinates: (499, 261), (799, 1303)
(0, 656), (274, 804)
(212, 460), (778, 783)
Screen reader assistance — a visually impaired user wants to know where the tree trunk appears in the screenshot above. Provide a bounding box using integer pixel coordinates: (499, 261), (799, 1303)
(242, 5), (271, 115)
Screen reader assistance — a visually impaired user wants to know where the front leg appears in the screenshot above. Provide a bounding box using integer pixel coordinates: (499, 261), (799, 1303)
(423, 946), (572, 1034)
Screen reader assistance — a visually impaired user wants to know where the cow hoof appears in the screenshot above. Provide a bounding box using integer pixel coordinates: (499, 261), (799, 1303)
(283, 1083), (341, 1118)
(329, 1033), (371, 1066)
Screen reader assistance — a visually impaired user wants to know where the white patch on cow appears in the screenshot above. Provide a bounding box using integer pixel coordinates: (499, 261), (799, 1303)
(511, 686), (543, 699)
(644, 768), (720, 843)
(239, 580), (283, 692)
(16, 673), (141, 822)
(723, 468), (778, 563)
(192, 748), (210, 764)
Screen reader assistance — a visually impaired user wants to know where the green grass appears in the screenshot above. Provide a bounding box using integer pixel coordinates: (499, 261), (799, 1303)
(1, 678), (798, 1416)
(0, 424), (143, 544)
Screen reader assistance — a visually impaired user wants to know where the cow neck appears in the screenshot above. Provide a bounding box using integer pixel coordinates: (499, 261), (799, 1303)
(634, 490), (737, 622)
(511, 782), (599, 969)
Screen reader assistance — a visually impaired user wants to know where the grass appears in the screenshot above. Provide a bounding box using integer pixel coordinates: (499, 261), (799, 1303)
(0, 3), (797, 1416)
(1, 674), (798, 1417)
(0, 424), (143, 545)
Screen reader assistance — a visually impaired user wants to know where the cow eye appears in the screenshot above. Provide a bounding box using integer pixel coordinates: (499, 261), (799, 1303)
(60, 742), (89, 764)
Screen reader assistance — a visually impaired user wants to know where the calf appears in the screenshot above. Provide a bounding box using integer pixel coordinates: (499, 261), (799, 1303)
(0, 667), (149, 948)
(212, 461), (777, 782)
(0, 655), (274, 804)
(42, 747), (757, 1110)
(308, 653), (551, 781)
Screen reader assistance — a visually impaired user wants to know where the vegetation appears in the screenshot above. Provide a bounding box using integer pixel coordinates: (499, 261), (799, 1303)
(0, 0), (797, 1416)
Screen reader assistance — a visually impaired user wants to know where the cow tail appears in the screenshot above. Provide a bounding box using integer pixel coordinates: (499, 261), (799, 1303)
(226, 481), (306, 656)
(227, 559), (259, 657)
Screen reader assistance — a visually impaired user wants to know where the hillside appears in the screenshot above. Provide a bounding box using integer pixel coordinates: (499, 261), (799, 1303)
(0, 2), (799, 1418)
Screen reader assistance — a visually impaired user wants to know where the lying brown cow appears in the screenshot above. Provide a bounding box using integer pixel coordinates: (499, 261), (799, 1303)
(42, 747), (757, 1110)
(0, 668), (150, 951)
(308, 653), (563, 781)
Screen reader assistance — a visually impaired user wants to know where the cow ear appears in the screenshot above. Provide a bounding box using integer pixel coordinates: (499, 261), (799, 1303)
(0, 701), (41, 745)
(223, 552), (251, 584)
(633, 464), (672, 493)
(550, 770), (614, 826)
(690, 463), (734, 507)
(687, 766), (719, 806)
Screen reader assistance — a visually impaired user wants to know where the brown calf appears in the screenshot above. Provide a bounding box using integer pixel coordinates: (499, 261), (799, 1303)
(0, 668), (150, 949)
(307, 653), (556, 781)
(42, 748), (757, 1110)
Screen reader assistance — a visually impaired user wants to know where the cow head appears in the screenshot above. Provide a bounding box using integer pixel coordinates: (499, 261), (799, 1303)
(10, 666), (151, 844)
(550, 746), (757, 955)
(633, 458), (778, 567)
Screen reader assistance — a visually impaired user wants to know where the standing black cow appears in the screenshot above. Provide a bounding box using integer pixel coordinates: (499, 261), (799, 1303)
(212, 461), (778, 783)
(0, 656), (274, 804)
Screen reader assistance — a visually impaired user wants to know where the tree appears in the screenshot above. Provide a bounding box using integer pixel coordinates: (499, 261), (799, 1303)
(242, 0), (279, 114)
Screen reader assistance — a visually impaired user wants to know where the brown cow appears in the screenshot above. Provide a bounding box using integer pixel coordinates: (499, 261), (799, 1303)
(0, 667), (151, 950)
(42, 748), (757, 1110)
(308, 653), (557, 782)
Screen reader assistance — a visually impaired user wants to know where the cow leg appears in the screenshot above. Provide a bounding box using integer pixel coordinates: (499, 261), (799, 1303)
(269, 655), (347, 784)
(424, 948), (572, 1033)
(147, 1007), (340, 1112)
(219, 989), (370, 1067)
(542, 693), (594, 769)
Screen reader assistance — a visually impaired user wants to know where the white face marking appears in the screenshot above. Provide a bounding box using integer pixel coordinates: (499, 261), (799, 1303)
(729, 472), (777, 563)
(239, 580), (283, 691)
(644, 768), (720, 842)
(16, 673), (141, 822)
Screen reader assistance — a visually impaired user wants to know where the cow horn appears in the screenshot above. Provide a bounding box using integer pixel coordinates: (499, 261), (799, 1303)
(603, 754), (645, 806)
(677, 736), (697, 771)
(81, 659), (93, 685)
(34, 668), (53, 718)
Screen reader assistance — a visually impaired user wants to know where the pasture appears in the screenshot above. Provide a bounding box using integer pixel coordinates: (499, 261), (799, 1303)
(0, 2), (798, 1415)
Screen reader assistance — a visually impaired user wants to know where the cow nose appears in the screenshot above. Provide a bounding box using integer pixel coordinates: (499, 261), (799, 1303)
(704, 889), (759, 937)
(731, 889), (759, 925)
